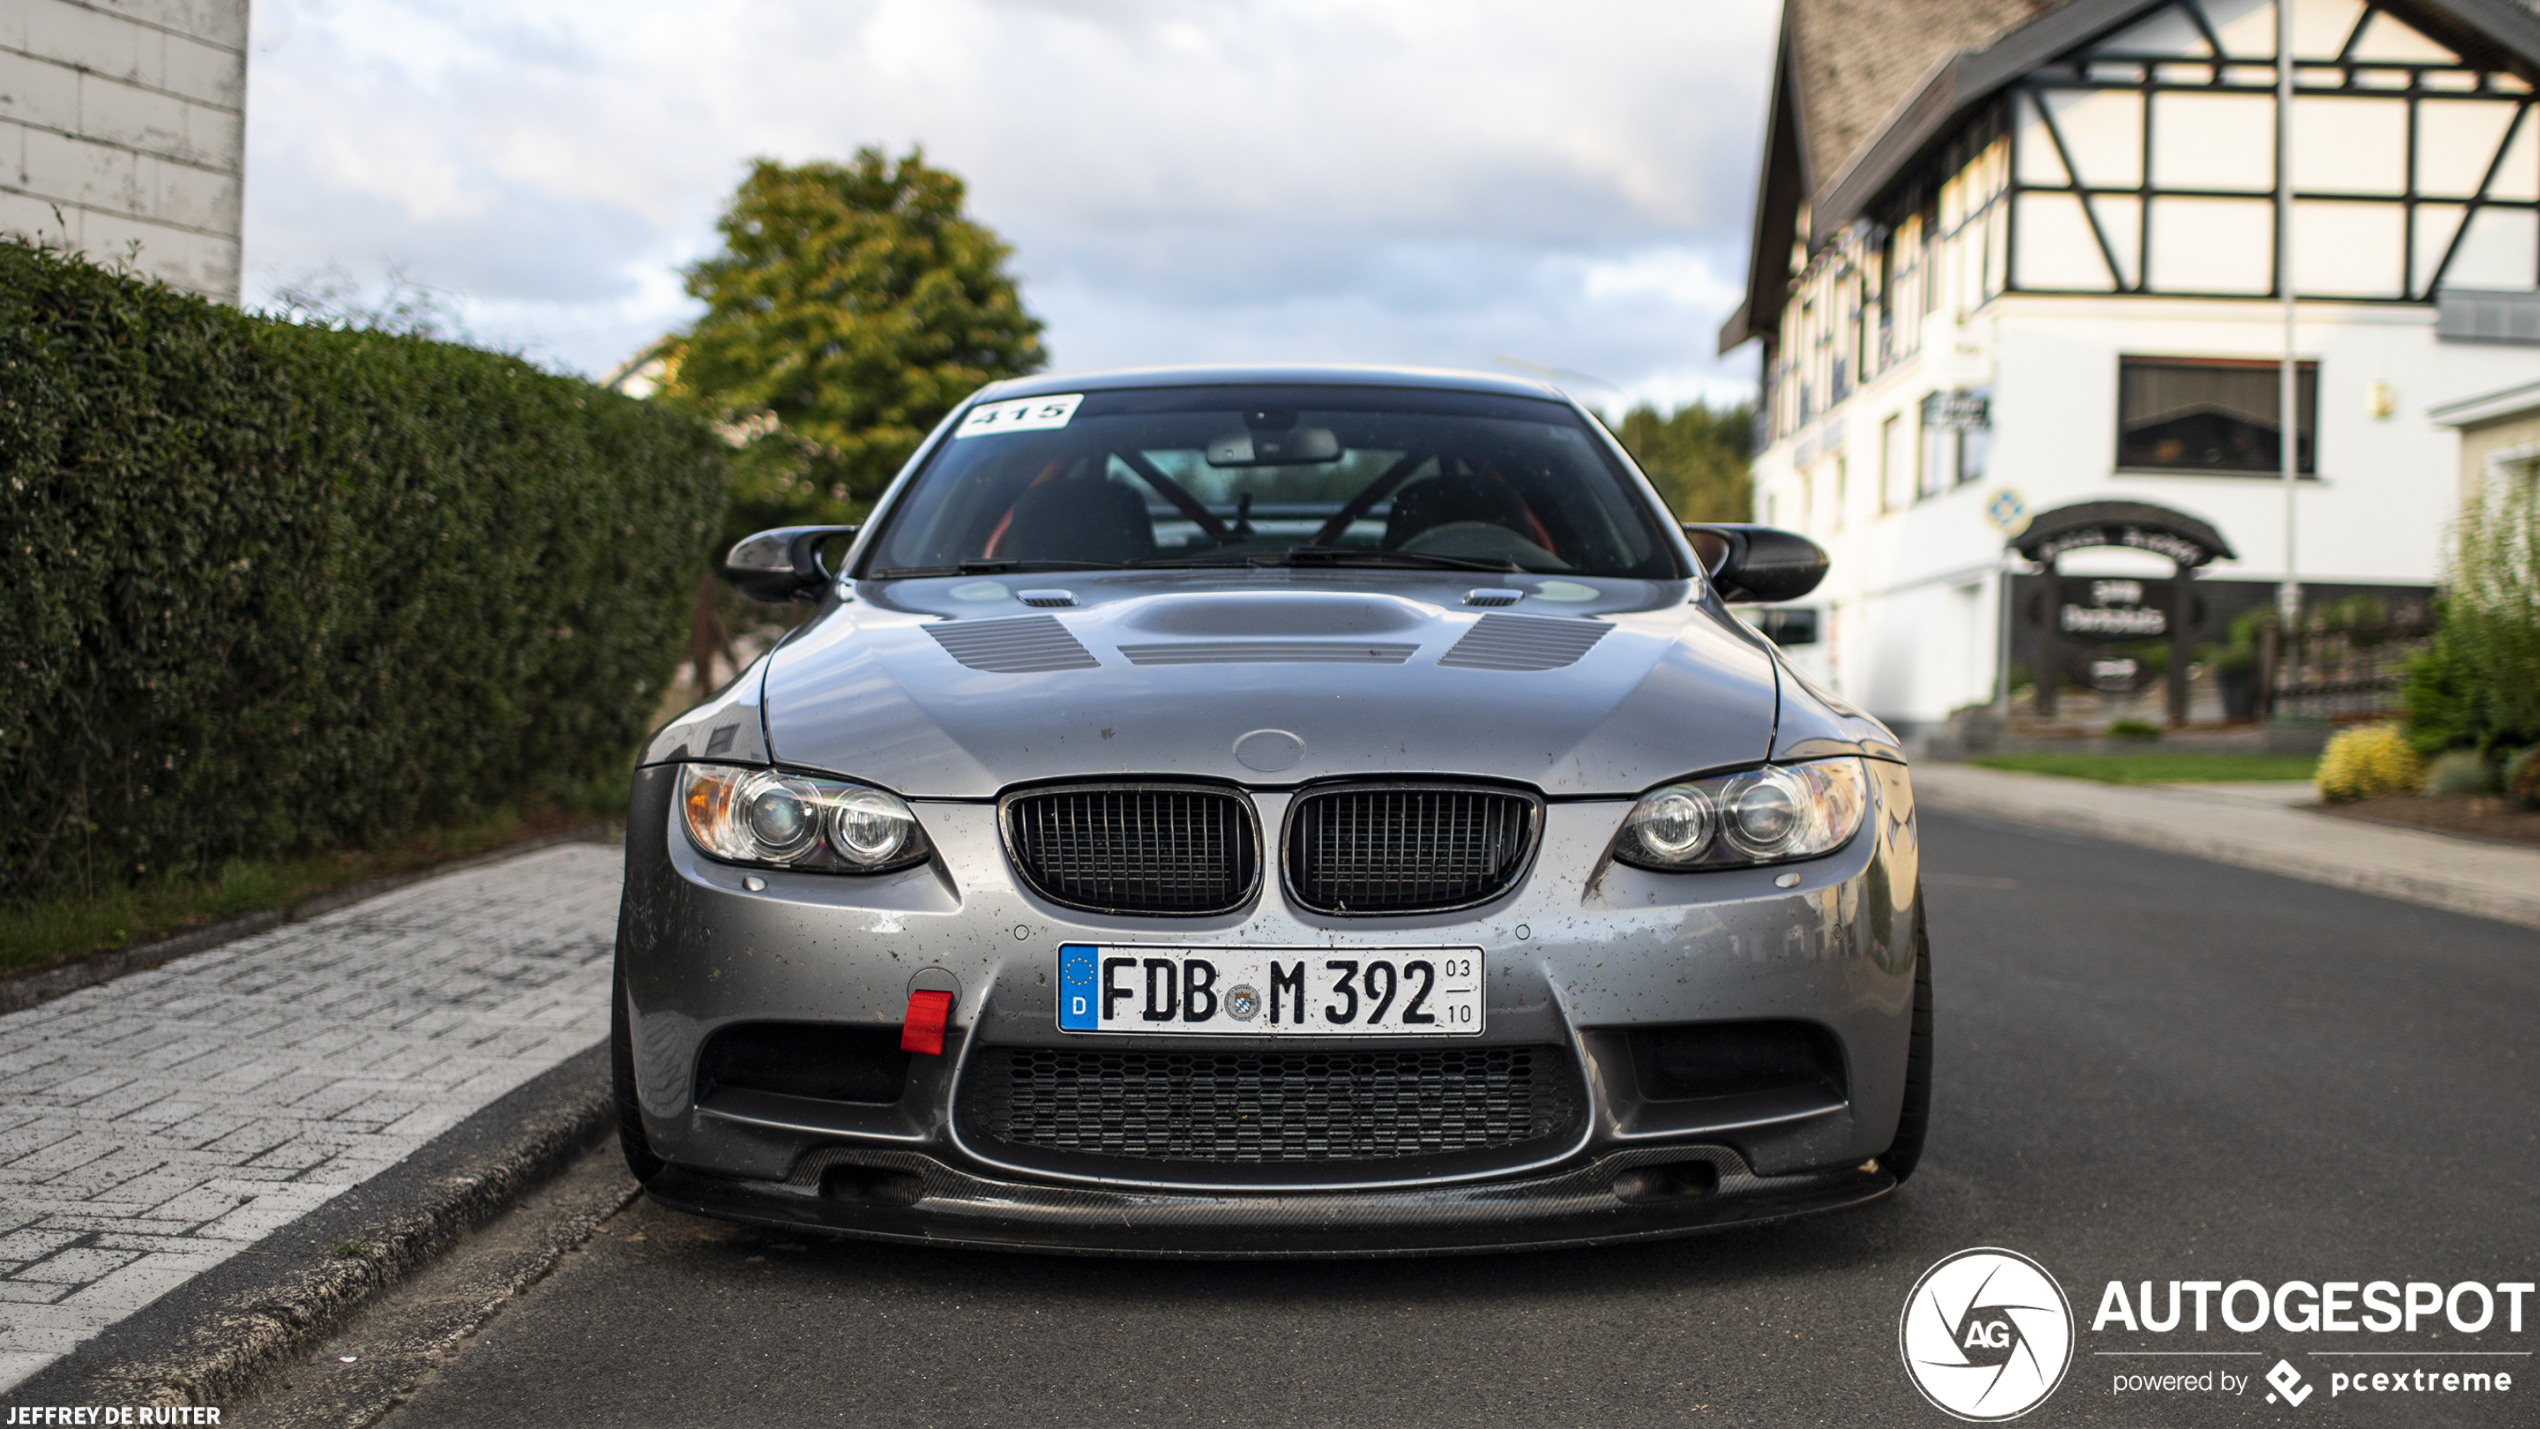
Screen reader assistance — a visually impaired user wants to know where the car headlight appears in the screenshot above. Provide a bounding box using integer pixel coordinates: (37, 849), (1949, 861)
(1613, 757), (1867, 871)
(678, 764), (930, 874)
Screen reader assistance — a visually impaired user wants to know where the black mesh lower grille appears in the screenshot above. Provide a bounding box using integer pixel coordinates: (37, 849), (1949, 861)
(1004, 785), (1257, 915)
(1285, 786), (1539, 914)
(963, 1044), (1580, 1163)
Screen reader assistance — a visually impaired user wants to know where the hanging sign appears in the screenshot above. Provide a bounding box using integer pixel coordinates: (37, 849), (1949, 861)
(2010, 500), (2236, 570)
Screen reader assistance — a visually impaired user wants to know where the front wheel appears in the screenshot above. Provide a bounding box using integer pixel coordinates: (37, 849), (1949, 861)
(1878, 898), (1933, 1185)
(612, 965), (666, 1183)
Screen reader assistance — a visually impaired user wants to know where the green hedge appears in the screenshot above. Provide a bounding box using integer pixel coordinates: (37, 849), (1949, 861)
(0, 242), (726, 899)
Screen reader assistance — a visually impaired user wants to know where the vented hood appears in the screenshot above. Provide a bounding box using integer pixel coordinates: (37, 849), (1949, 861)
(752, 572), (1802, 799)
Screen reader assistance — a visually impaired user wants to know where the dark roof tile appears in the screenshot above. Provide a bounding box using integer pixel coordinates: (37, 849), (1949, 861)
(1785, 0), (2062, 192)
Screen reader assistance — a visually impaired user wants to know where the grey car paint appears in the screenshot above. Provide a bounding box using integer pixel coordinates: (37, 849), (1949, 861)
(758, 574), (1785, 798)
(616, 363), (1925, 1254)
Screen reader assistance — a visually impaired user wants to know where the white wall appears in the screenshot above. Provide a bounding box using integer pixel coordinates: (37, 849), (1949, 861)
(0, 0), (248, 301)
(1752, 293), (2540, 729)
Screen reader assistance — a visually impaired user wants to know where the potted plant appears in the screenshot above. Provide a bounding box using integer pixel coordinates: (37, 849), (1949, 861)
(2204, 607), (2273, 721)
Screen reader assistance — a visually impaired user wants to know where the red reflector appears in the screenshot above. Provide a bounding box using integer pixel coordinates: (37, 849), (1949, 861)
(901, 989), (954, 1056)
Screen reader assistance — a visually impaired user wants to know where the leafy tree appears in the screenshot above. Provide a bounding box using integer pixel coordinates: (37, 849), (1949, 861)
(1607, 399), (1755, 523)
(662, 148), (1047, 538)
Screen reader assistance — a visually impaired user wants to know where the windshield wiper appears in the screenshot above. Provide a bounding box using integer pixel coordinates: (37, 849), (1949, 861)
(1263, 545), (1522, 573)
(867, 559), (1121, 579)
(1117, 552), (1262, 569)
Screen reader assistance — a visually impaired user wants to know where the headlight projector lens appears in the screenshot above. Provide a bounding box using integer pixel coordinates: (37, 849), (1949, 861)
(1615, 757), (1867, 871)
(678, 764), (930, 874)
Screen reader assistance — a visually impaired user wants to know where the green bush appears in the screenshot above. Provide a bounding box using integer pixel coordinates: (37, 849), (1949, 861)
(2509, 747), (2540, 809)
(2405, 464), (2540, 757)
(2105, 718), (2163, 741)
(0, 241), (725, 900)
(2422, 749), (2498, 797)
(2200, 606), (2275, 674)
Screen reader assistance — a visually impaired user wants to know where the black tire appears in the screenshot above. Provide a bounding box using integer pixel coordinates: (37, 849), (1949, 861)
(612, 966), (666, 1184)
(1879, 898), (1933, 1185)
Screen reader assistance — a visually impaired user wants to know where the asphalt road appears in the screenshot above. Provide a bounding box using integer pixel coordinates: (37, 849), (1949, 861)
(318, 807), (2539, 1427)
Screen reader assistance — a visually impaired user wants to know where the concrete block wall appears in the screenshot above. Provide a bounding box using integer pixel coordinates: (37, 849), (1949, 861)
(0, 0), (248, 302)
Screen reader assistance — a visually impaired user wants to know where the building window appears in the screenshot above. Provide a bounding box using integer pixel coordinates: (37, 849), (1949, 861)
(1957, 421), (1990, 487)
(2117, 356), (2317, 474)
(1833, 456), (1848, 530)
(1917, 389), (1989, 496)
(1878, 414), (1902, 514)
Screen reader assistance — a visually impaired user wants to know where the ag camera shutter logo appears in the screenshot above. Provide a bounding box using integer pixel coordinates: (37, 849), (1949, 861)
(1900, 1248), (2076, 1421)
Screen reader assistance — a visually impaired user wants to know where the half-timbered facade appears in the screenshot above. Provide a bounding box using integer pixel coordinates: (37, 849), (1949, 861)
(1723, 0), (2540, 733)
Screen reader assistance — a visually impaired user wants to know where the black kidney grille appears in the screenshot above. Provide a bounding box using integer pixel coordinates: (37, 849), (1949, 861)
(966, 1045), (1580, 1164)
(1286, 786), (1539, 914)
(1005, 786), (1257, 915)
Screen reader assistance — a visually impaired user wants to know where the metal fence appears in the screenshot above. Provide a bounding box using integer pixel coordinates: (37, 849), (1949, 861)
(2263, 608), (2433, 720)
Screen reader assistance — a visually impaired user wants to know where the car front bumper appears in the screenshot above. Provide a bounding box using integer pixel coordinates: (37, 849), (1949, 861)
(614, 758), (1924, 1256)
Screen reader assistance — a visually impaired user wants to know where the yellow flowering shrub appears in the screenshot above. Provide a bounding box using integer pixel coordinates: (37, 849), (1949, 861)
(2316, 725), (2426, 803)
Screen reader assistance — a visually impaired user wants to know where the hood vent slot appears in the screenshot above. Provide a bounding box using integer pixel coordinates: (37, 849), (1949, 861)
(928, 616), (1099, 673)
(1118, 641), (1418, 666)
(1436, 614), (1609, 671)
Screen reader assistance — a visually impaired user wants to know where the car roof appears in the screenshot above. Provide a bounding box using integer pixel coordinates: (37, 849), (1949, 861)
(973, 363), (1573, 404)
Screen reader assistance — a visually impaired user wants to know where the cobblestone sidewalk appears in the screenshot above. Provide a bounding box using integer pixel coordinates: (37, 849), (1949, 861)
(0, 842), (624, 1392)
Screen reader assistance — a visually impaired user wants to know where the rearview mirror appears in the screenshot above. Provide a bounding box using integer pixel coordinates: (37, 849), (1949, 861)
(1205, 428), (1342, 466)
(724, 525), (859, 604)
(1682, 523), (1829, 604)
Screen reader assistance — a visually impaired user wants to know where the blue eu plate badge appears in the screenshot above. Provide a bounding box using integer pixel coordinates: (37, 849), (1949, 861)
(1058, 944), (1102, 1031)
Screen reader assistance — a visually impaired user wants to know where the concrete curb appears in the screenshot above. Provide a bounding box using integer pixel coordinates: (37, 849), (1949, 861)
(0, 823), (621, 1016)
(4, 1043), (617, 1410)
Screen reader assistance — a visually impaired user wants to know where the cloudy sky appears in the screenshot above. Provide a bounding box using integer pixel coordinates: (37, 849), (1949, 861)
(241, 0), (1776, 413)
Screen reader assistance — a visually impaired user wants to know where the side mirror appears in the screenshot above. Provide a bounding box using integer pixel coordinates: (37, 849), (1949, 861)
(724, 525), (859, 604)
(1682, 523), (1829, 603)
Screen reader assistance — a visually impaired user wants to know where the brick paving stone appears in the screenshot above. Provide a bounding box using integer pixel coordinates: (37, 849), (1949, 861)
(0, 1231), (80, 1263)
(15, 1249), (138, 1285)
(0, 843), (621, 1392)
(104, 1099), (211, 1134)
(0, 1127), (80, 1163)
(9, 1136), (119, 1178)
(0, 1325), (93, 1356)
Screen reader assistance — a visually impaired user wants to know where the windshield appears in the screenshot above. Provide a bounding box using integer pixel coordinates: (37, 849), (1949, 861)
(860, 384), (1681, 580)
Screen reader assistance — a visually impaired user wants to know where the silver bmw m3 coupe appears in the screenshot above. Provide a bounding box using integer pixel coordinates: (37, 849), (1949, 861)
(613, 364), (1931, 1256)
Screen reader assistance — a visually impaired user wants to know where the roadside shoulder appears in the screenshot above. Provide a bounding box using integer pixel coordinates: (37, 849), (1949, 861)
(1912, 763), (2540, 932)
(4, 1045), (616, 1411)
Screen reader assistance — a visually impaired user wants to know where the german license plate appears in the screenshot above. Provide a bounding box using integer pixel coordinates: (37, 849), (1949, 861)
(1056, 945), (1484, 1035)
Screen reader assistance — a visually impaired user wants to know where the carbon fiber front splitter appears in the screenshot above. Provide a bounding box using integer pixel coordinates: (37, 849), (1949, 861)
(637, 1144), (1897, 1258)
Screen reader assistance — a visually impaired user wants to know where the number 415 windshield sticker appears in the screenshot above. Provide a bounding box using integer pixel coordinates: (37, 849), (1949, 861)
(954, 393), (1082, 438)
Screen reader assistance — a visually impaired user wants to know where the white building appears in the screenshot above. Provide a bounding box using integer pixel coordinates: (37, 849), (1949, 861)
(1722, 0), (2540, 737)
(0, 0), (249, 302)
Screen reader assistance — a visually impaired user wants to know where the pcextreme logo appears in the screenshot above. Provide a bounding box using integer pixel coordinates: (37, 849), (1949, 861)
(1900, 1247), (2077, 1421)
